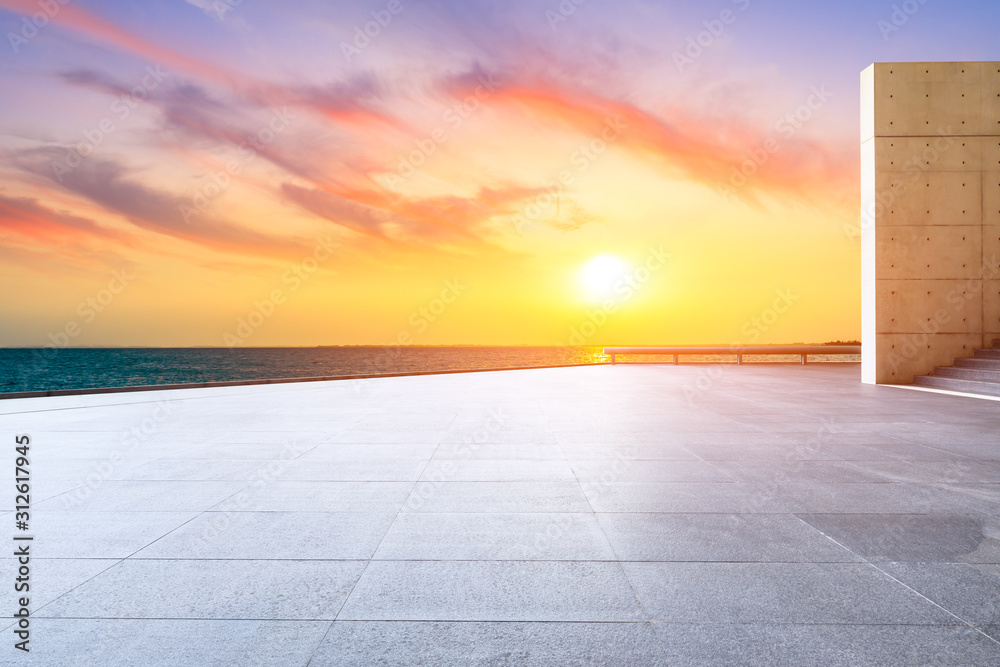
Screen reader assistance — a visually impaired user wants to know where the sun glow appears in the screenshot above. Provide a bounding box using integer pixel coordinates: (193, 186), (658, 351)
(578, 254), (632, 303)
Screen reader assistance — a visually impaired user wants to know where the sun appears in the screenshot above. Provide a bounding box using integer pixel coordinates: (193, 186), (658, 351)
(578, 254), (631, 302)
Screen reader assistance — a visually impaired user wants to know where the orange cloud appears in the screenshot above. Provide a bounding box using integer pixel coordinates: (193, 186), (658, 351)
(0, 193), (122, 244)
(468, 81), (856, 205)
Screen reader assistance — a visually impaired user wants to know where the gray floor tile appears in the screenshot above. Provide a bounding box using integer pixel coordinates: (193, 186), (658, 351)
(16, 619), (330, 667)
(772, 433), (928, 448)
(26, 512), (197, 558)
(41, 559), (367, 620)
(298, 443), (438, 460)
(431, 443), (566, 460)
(851, 459), (1000, 484)
(338, 561), (646, 621)
(134, 511), (397, 559)
(1, 558), (120, 615)
(583, 482), (787, 513)
(879, 562), (1000, 624)
(919, 442), (1000, 460)
(209, 431), (330, 445)
(598, 513), (858, 562)
(570, 459), (734, 482)
(27, 432), (135, 449)
(651, 623), (1000, 667)
(215, 481), (413, 512)
(111, 459), (272, 481)
(312, 621), (667, 666)
(33, 443), (141, 460)
(555, 430), (755, 446)
(439, 429), (558, 445)
(774, 482), (969, 514)
(559, 444), (698, 460)
(933, 484), (1000, 517)
(280, 459), (427, 481)
(711, 460), (889, 483)
(672, 435), (835, 461)
(22, 457), (155, 481)
(36, 480), (246, 512)
(980, 624), (1000, 643)
(420, 460), (576, 482)
(326, 430), (446, 444)
(159, 442), (309, 460)
(796, 513), (1000, 563)
(682, 441), (954, 462)
(349, 415), (457, 430)
(401, 481), (592, 513)
(623, 562), (956, 624)
(891, 430), (1000, 452)
(373, 513), (615, 560)
(22, 479), (88, 504)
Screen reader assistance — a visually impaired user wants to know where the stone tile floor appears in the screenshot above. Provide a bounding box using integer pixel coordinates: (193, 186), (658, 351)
(2, 363), (1000, 665)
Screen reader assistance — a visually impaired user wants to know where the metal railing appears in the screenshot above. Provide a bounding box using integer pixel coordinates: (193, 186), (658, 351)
(603, 345), (861, 365)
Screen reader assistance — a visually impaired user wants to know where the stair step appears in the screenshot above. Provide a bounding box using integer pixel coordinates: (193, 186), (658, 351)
(913, 375), (1000, 397)
(973, 349), (1000, 360)
(955, 357), (1000, 371)
(933, 366), (1000, 382)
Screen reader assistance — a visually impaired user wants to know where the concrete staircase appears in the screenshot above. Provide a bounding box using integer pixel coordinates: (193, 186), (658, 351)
(913, 340), (1000, 397)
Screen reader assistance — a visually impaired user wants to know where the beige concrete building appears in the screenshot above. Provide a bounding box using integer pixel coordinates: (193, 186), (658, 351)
(861, 61), (1000, 384)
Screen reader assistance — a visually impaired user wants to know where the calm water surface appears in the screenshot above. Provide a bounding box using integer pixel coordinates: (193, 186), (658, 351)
(0, 346), (858, 394)
(0, 347), (609, 393)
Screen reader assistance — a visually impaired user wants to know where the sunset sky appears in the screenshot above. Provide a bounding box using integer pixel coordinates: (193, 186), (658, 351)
(1, 0), (998, 347)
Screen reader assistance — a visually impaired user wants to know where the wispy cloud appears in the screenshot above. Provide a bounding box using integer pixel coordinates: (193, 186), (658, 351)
(470, 78), (855, 205)
(0, 192), (118, 241)
(282, 182), (544, 251)
(10, 148), (313, 257)
(1, 0), (399, 129)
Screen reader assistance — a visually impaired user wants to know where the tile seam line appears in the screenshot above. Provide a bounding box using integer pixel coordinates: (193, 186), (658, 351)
(23, 557), (126, 619)
(550, 414), (662, 634)
(31, 478), (252, 513)
(561, 436), (660, 636)
(305, 401), (465, 665)
(793, 517), (1000, 647)
(923, 481), (1000, 516)
(115, 442), (330, 560)
(118, 511), (208, 562)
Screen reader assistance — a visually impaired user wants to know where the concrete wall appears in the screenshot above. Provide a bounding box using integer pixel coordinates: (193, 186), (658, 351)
(861, 62), (1000, 384)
